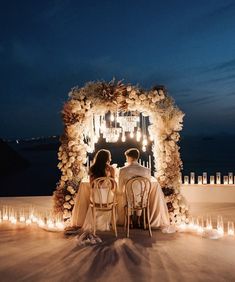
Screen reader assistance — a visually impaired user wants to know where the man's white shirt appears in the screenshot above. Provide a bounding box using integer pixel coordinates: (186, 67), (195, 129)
(118, 161), (151, 193)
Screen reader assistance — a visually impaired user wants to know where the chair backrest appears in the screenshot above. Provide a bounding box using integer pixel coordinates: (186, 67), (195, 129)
(91, 177), (117, 208)
(125, 176), (151, 209)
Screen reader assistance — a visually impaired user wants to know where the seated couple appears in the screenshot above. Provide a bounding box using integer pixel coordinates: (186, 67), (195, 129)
(70, 147), (170, 235)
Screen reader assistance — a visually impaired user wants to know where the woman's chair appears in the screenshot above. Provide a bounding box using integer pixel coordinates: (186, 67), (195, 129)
(124, 176), (152, 237)
(90, 177), (118, 237)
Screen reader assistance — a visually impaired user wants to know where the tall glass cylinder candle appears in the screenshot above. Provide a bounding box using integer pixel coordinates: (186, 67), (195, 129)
(190, 172), (195, 184)
(203, 172), (207, 184)
(223, 176), (228, 185)
(184, 176), (189, 185)
(228, 172), (233, 184)
(227, 221), (234, 236)
(198, 176), (202, 185)
(210, 176), (215, 185)
(216, 172), (221, 184)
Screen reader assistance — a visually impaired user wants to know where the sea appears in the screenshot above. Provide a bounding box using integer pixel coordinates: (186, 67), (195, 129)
(1, 135), (235, 196)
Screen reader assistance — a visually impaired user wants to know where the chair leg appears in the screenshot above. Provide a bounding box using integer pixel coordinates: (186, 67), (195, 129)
(92, 207), (96, 236)
(147, 206), (152, 237)
(127, 209), (130, 238)
(112, 207), (117, 237)
(143, 208), (146, 230)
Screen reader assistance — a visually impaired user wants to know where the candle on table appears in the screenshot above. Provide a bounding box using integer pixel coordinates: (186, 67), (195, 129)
(217, 215), (224, 235)
(228, 172), (233, 184)
(198, 176), (202, 185)
(210, 176), (215, 185)
(148, 155), (152, 173)
(190, 172), (195, 184)
(203, 172), (207, 184)
(206, 215), (212, 230)
(216, 172), (221, 184)
(184, 176), (189, 185)
(227, 221), (234, 236)
(223, 176), (228, 185)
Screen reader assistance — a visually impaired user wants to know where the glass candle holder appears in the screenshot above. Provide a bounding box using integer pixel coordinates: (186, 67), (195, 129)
(223, 176), (228, 185)
(190, 172), (195, 184)
(198, 176), (202, 185)
(227, 221), (234, 236)
(184, 176), (189, 185)
(206, 215), (212, 230)
(228, 173), (233, 184)
(203, 172), (207, 184)
(216, 172), (221, 184)
(217, 215), (224, 235)
(210, 176), (215, 185)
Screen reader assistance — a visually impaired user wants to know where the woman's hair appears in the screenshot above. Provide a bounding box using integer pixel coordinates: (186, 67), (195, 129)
(89, 149), (111, 179)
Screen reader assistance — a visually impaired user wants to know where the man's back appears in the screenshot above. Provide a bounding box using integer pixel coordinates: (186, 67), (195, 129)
(118, 162), (151, 193)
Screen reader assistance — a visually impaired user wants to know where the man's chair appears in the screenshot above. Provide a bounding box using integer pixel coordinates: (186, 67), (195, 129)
(90, 177), (118, 237)
(124, 176), (152, 237)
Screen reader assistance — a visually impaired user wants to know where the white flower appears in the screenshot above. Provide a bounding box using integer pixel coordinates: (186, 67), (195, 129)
(65, 195), (71, 201)
(63, 202), (71, 209)
(139, 94), (147, 101)
(67, 186), (75, 194)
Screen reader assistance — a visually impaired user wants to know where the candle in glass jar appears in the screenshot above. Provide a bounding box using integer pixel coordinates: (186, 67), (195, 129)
(198, 176), (202, 185)
(190, 172), (195, 184)
(228, 172), (233, 184)
(223, 176), (228, 185)
(216, 172), (221, 184)
(227, 221), (234, 236)
(184, 176), (189, 185)
(203, 172), (207, 184)
(210, 176), (215, 185)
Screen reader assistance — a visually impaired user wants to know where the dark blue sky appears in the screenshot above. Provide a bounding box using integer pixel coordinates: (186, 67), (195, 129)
(1, 0), (235, 139)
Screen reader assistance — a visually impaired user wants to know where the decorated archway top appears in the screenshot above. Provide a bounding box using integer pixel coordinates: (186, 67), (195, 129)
(62, 80), (184, 131)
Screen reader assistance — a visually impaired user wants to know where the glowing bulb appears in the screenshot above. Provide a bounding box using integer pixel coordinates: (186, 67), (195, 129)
(149, 135), (154, 141)
(121, 134), (126, 142)
(130, 132), (134, 138)
(136, 128), (141, 142)
(143, 139), (148, 146)
(110, 114), (115, 122)
(142, 146), (146, 152)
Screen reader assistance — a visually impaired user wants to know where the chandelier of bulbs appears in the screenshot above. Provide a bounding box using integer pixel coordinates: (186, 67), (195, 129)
(85, 111), (153, 152)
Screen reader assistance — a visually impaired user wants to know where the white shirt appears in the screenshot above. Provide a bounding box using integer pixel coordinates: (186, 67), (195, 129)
(118, 161), (151, 193)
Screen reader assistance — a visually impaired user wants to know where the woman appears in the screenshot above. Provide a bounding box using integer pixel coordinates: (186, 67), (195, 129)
(80, 149), (116, 240)
(89, 149), (115, 183)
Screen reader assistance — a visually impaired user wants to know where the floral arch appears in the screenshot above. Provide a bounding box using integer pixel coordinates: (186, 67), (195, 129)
(53, 80), (188, 225)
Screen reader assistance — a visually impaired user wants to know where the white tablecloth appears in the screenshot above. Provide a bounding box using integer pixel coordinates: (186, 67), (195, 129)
(71, 178), (169, 228)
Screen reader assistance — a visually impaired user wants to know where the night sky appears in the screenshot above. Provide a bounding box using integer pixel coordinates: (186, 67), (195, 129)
(1, 0), (235, 139)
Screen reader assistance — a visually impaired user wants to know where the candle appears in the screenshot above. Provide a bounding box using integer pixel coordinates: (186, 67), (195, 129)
(223, 176), (228, 185)
(227, 221), (234, 236)
(228, 172), (233, 184)
(206, 215), (212, 230)
(184, 176), (189, 185)
(210, 176), (215, 185)
(216, 172), (221, 184)
(203, 172), (207, 184)
(190, 172), (195, 184)
(198, 176), (202, 185)
(148, 155), (152, 174)
(217, 215), (224, 235)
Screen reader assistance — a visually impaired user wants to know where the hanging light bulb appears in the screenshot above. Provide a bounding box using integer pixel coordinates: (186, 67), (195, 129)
(142, 135), (148, 146)
(136, 128), (141, 142)
(142, 146), (146, 152)
(110, 113), (115, 122)
(121, 133), (126, 142)
(130, 131), (134, 138)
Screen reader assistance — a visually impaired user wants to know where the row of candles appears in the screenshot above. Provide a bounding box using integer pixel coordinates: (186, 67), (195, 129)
(178, 215), (235, 237)
(182, 172), (235, 185)
(0, 206), (65, 231)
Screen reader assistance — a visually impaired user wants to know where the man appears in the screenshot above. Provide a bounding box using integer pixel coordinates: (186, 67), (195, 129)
(117, 148), (151, 226)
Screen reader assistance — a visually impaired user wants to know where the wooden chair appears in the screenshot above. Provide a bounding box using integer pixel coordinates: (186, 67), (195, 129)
(90, 177), (118, 237)
(124, 176), (152, 237)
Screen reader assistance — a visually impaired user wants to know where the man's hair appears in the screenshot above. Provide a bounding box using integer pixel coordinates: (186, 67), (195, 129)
(125, 148), (140, 160)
